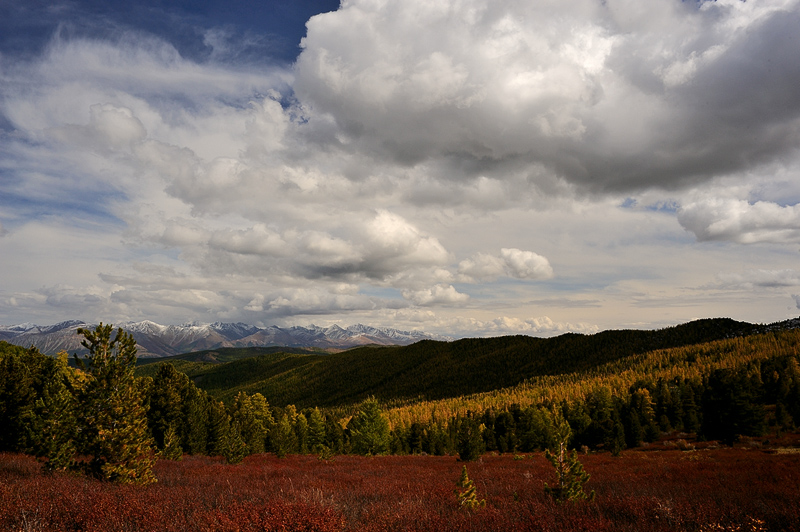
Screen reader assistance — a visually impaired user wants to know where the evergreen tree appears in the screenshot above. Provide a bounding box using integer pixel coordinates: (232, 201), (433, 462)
(622, 402), (644, 449)
(608, 410), (626, 456)
(324, 413), (345, 454)
(544, 414), (594, 502)
(456, 416), (484, 462)
(27, 353), (79, 471)
(307, 407), (328, 453)
(250, 393), (275, 451)
(206, 399), (231, 457)
(701, 368), (766, 445)
(159, 423), (183, 461)
(519, 406), (556, 452)
(494, 410), (518, 454)
(231, 392), (266, 455)
(655, 380), (674, 432)
(680, 381), (702, 434)
(147, 363), (190, 452)
(628, 387), (659, 443)
(272, 413), (297, 458)
(74, 324), (156, 484)
(181, 388), (209, 455)
(562, 401), (592, 448)
(481, 409), (498, 452)
(779, 358), (800, 425)
(224, 420), (248, 464)
(349, 398), (390, 456)
(407, 422), (425, 454)
(454, 465), (486, 510)
(295, 413), (309, 454)
(584, 387), (624, 451)
(426, 421), (449, 456)
(0, 346), (51, 452)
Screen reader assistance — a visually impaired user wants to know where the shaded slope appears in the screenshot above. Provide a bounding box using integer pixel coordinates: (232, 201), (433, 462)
(162, 317), (760, 407)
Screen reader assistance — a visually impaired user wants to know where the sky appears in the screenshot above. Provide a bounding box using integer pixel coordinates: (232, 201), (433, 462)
(2, 0), (800, 337)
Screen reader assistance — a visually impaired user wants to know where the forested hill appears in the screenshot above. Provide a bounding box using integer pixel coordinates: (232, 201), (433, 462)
(136, 317), (767, 407)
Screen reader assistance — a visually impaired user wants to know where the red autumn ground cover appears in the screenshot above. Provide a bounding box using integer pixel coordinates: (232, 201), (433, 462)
(1, 448), (798, 532)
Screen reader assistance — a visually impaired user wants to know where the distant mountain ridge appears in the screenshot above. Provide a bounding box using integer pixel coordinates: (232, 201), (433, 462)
(0, 320), (452, 357)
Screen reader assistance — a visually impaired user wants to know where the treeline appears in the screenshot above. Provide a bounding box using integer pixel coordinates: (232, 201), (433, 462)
(124, 346), (800, 460)
(384, 330), (800, 427)
(4, 329), (800, 485)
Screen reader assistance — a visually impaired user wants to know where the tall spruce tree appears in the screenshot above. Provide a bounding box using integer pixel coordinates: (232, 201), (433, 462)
(27, 352), (79, 471)
(701, 368), (765, 445)
(349, 398), (390, 456)
(148, 363), (189, 452)
(456, 416), (485, 462)
(307, 407), (328, 453)
(272, 413), (297, 458)
(0, 345), (50, 452)
(74, 324), (156, 484)
(206, 398), (232, 457)
(231, 392), (267, 455)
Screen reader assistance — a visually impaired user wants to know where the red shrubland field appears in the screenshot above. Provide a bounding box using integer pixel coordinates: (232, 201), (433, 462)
(1, 448), (798, 532)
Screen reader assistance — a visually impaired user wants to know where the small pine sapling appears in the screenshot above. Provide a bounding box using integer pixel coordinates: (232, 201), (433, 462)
(316, 444), (335, 461)
(159, 424), (183, 461)
(454, 465), (486, 511)
(543, 414), (595, 502)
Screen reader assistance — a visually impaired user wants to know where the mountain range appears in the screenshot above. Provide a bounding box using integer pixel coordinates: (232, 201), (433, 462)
(0, 320), (451, 357)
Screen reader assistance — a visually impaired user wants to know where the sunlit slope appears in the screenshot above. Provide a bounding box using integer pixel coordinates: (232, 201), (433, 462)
(137, 318), (762, 407)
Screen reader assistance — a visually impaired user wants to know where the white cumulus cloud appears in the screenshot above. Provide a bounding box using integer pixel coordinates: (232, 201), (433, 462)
(402, 284), (470, 306)
(678, 197), (800, 244)
(459, 248), (553, 282)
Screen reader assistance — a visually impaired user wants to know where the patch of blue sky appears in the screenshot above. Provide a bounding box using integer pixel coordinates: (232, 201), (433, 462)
(1, 0), (341, 66)
(0, 170), (128, 231)
(357, 286), (406, 301)
(619, 197), (679, 214)
(645, 201), (679, 214)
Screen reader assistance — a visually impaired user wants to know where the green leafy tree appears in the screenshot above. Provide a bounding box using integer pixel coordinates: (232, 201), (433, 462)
(74, 324), (156, 484)
(349, 398), (390, 456)
(544, 414), (594, 502)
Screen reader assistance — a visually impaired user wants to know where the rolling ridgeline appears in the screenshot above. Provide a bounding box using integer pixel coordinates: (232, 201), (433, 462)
(2, 316), (800, 478)
(135, 317), (764, 408)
